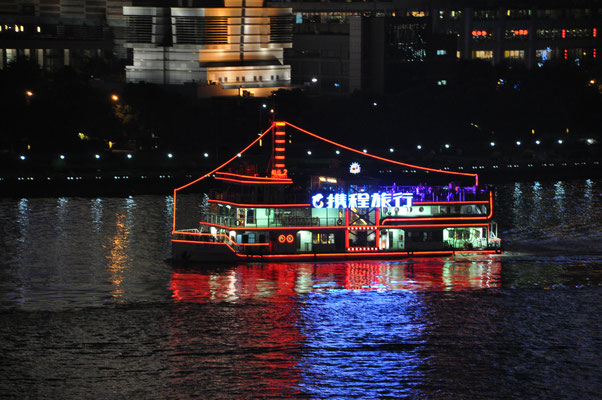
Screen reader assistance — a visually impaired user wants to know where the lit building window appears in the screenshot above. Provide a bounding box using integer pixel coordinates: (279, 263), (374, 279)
(473, 50), (493, 60)
(504, 50), (525, 59)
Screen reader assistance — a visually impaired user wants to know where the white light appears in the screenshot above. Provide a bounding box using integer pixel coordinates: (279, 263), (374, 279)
(586, 138), (594, 144)
(335, 150), (340, 155)
(59, 155), (65, 160)
(558, 139), (563, 144)
(127, 154), (132, 159)
(237, 153), (242, 158)
(444, 144), (450, 149)
(389, 148), (394, 152)
(203, 153), (209, 158)
(373, 102), (377, 107)
(362, 149), (367, 153)
(311, 77), (317, 83)
(20, 155), (26, 160)
(262, 103), (267, 108)
(535, 140), (541, 145)
(416, 145), (422, 150)
(490, 142), (495, 147)
(167, 153), (173, 158)
(307, 150), (312, 155)
(516, 141), (521, 146)
(95, 154), (100, 159)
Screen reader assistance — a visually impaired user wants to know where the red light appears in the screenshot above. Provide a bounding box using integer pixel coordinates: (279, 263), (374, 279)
(274, 155), (285, 160)
(286, 234), (294, 243)
(562, 29), (566, 38)
(275, 147), (285, 151)
(215, 176), (291, 185)
(275, 122), (286, 127)
(278, 234), (286, 243)
(477, 30), (482, 36)
(275, 139), (285, 144)
(472, 30), (477, 36)
(524, 29), (528, 35)
(594, 48), (597, 58)
(564, 49), (568, 59)
(275, 163), (285, 168)
(286, 122), (478, 186)
(594, 28), (597, 38)
(482, 30), (487, 36)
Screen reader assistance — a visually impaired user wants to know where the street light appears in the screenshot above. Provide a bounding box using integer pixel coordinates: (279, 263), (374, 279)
(59, 154), (65, 160)
(95, 154), (101, 159)
(167, 153), (173, 159)
(516, 141), (521, 146)
(307, 150), (312, 155)
(490, 142), (495, 147)
(416, 145), (422, 150)
(110, 94), (119, 102)
(203, 153), (209, 158)
(389, 148), (395, 152)
(25, 90), (33, 97)
(127, 154), (132, 159)
(311, 77), (318, 83)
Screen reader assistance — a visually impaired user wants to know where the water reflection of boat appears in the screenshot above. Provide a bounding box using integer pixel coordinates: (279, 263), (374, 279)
(172, 121), (502, 262)
(169, 259), (502, 302)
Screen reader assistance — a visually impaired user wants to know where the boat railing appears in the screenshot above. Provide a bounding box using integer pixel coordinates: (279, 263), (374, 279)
(381, 185), (490, 203)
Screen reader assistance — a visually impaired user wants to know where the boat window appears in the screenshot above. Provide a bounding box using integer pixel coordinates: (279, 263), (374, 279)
(247, 209), (255, 224)
(312, 233), (335, 244)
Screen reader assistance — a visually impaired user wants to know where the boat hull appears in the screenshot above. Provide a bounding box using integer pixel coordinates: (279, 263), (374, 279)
(172, 240), (501, 263)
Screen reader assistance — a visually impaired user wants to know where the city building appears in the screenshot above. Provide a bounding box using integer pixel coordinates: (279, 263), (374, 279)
(272, 0), (601, 95)
(0, 0), (131, 71)
(123, 0), (294, 97)
(432, 0), (600, 68)
(1, 0), (600, 96)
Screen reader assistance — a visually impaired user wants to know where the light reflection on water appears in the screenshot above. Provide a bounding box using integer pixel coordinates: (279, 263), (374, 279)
(169, 259), (502, 304)
(0, 180), (601, 399)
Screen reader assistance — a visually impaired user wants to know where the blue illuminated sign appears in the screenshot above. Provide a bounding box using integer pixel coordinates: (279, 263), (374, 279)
(311, 192), (413, 209)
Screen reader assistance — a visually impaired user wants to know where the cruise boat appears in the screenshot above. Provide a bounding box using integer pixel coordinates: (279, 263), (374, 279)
(171, 121), (502, 262)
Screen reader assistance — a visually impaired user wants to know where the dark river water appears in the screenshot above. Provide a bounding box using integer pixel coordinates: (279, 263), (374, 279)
(1, 180), (601, 399)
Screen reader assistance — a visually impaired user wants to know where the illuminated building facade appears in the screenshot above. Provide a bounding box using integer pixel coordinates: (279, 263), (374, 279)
(123, 0), (293, 97)
(0, 0), (130, 70)
(272, 0), (601, 94)
(432, 0), (601, 68)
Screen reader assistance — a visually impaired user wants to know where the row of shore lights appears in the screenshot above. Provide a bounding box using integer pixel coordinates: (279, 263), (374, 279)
(305, 138), (580, 156)
(18, 152), (213, 161)
(19, 137), (590, 161)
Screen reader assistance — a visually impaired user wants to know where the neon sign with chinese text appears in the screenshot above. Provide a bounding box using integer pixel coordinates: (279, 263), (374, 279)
(311, 192), (413, 209)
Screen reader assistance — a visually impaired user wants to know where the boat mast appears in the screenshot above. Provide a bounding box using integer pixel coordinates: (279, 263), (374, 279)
(270, 122), (288, 179)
